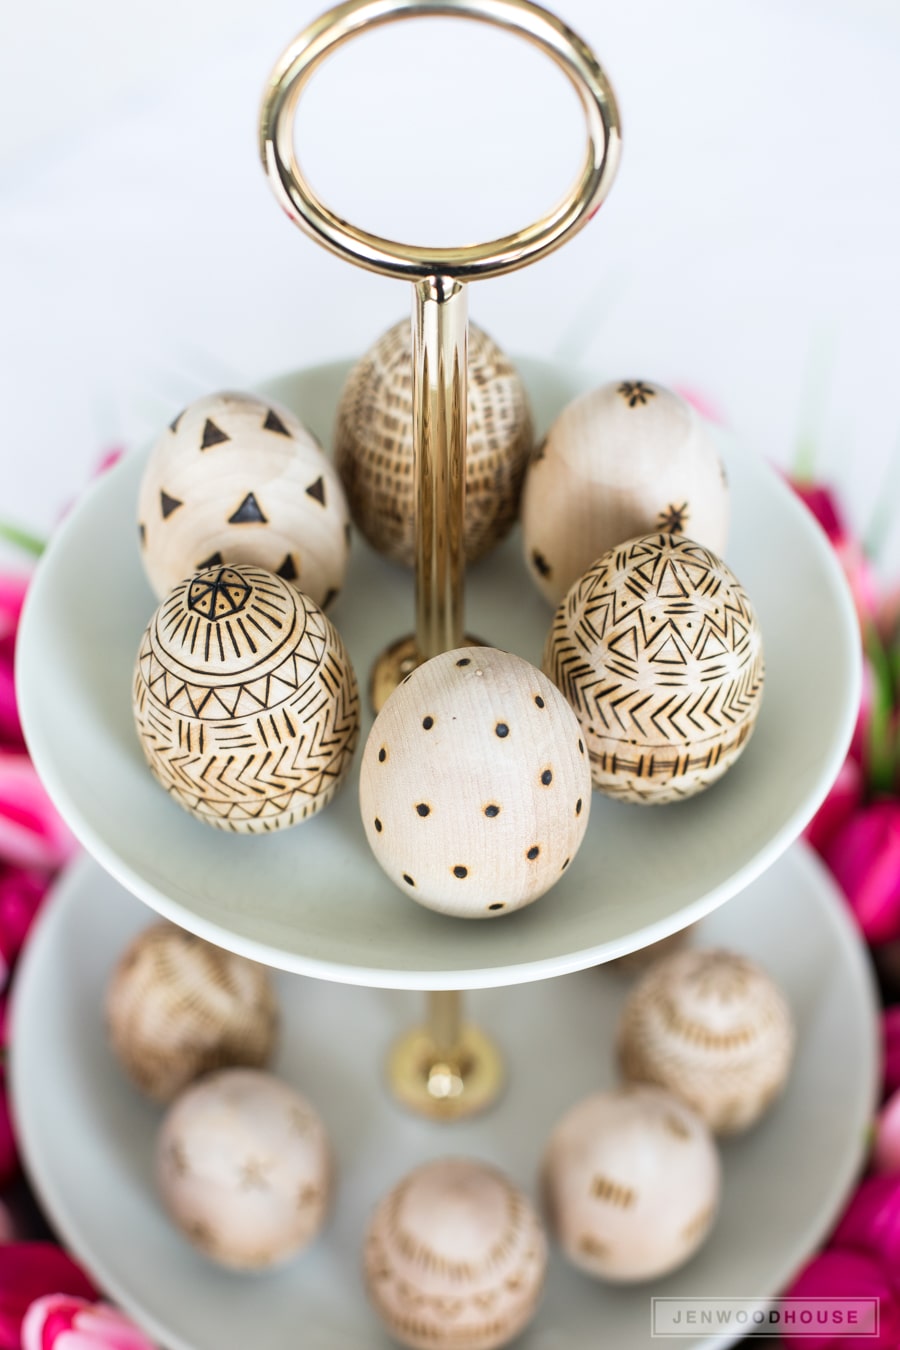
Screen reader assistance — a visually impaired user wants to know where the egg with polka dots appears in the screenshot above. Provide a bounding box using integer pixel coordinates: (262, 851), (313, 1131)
(360, 648), (592, 918)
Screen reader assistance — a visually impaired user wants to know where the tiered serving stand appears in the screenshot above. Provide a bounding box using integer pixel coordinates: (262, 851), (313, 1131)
(10, 1), (877, 1347)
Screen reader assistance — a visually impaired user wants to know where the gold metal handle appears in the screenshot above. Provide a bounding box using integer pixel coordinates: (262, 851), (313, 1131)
(260, 0), (621, 282)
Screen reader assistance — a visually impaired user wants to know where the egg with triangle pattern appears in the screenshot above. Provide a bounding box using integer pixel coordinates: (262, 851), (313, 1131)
(137, 392), (350, 611)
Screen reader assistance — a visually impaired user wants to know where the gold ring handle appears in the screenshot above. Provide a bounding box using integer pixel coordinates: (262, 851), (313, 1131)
(259, 0), (621, 281)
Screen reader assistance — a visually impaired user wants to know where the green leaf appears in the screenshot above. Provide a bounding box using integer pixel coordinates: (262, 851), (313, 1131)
(0, 520), (46, 558)
(866, 623), (897, 794)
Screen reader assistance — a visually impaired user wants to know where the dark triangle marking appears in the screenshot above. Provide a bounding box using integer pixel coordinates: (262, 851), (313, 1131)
(138, 523), (146, 547)
(198, 551), (224, 571)
(276, 554), (298, 582)
(263, 408), (292, 437)
(201, 418), (230, 450)
(160, 490), (183, 519)
(322, 588), (338, 610)
(169, 409), (185, 433)
(306, 476), (326, 506)
(228, 492), (267, 524)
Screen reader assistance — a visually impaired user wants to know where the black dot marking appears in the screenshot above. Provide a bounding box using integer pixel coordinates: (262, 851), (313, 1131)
(423, 716), (434, 730)
(138, 523), (146, 547)
(527, 846), (540, 861)
(484, 804), (500, 818)
(416, 803), (430, 817)
(488, 903), (505, 911)
(532, 549), (552, 578)
(534, 695), (545, 708)
(453, 866), (468, 879)
(374, 818), (382, 833)
(495, 723), (509, 738)
(541, 769), (553, 786)
(378, 747), (387, 763)
(403, 874), (415, 887)
(561, 858), (570, 871)
(578, 739), (585, 755)
(576, 798), (583, 815)
(456, 657), (471, 667)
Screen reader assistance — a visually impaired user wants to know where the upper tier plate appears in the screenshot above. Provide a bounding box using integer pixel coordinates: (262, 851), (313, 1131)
(16, 358), (859, 988)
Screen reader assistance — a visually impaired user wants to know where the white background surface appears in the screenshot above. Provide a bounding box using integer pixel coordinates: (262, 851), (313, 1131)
(1, 0), (899, 570)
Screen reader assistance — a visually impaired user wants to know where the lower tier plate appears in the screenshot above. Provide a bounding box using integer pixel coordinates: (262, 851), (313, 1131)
(16, 357), (859, 987)
(11, 846), (878, 1350)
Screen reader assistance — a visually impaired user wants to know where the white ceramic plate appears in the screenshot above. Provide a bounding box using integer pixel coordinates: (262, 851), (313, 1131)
(11, 847), (878, 1350)
(16, 359), (859, 987)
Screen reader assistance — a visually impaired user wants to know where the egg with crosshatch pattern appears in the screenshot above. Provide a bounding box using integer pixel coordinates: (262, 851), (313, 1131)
(541, 1085), (720, 1282)
(617, 947), (795, 1135)
(334, 320), (533, 566)
(522, 379), (729, 605)
(364, 1158), (547, 1350)
(137, 391), (350, 610)
(106, 922), (278, 1103)
(133, 564), (359, 832)
(156, 1068), (331, 1271)
(360, 647), (591, 918)
(543, 533), (764, 803)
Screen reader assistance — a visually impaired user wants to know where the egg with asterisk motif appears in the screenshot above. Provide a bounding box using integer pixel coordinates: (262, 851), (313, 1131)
(617, 948), (795, 1134)
(156, 1068), (331, 1271)
(133, 564), (360, 832)
(334, 320), (533, 567)
(364, 1158), (547, 1350)
(137, 391), (350, 611)
(541, 1085), (720, 1282)
(106, 922), (279, 1102)
(543, 534), (764, 803)
(522, 380), (729, 605)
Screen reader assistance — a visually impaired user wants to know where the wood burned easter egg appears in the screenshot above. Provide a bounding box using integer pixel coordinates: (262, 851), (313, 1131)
(617, 948), (795, 1134)
(522, 379), (729, 605)
(541, 1085), (719, 1282)
(334, 320), (532, 566)
(543, 534), (764, 803)
(157, 1068), (331, 1271)
(137, 391), (349, 610)
(106, 922), (278, 1102)
(364, 1158), (547, 1350)
(360, 648), (591, 917)
(133, 564), (359, 832)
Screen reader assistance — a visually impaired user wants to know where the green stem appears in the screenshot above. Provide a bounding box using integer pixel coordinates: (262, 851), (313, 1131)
(0, 521), (46, 559)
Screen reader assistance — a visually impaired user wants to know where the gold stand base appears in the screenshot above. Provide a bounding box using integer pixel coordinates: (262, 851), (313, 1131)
(387, 1023), (504, 1121)
(369, 633), (486, 714)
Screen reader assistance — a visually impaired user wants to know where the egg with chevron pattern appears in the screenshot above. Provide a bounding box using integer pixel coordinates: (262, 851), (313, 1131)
(133, 564), (360, 832)
(543, 534), (764, 803)
(137, 391), (350, 611)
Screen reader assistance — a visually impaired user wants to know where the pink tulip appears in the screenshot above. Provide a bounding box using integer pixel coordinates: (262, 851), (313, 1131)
(789, 481), (879, 626)
(672, 384), (726, 426)
(874, 1088), (900, 1174)
(0, 867), (49, 975)
(883, 1007), (900, 1099)
(782, 1247), (900, 1349)
(22, 1296), (157, 1350)
(0, 576), (28, 755)
(823, 801), (900, 944)
(0, 1246), (96, 1349)
(805, 757), (865, 856)
(791, 482), (848, 546)
(831, 1174), (900, 1271)
(0, 753), (76, 874)
(849, 661), (875, 771)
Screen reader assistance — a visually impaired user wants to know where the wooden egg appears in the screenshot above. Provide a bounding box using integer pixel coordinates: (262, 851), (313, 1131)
(359, 647), (591, 918)
(334, 320), (533, 566)
(617, 947), (795, 1134)
(522, 379), (729, 605)
(156, 1068), (331, 1271)
(364, 1158), (547, 1350)
(133, 564), (360, 832)
(543, 534), (765, 803)
(137, 391), (350, 610)
(541, 1085), (720, 1283)
(106, 922), (278, 1103)
(608, 925), (695, 975)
